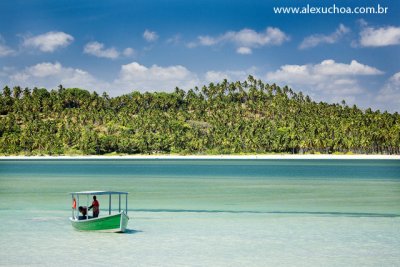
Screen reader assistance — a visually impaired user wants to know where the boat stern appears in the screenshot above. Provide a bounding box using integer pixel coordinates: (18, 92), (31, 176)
(119, 211), (130, 233)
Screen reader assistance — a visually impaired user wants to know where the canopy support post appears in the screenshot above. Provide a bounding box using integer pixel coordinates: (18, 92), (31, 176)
(126, 194), (128, 215)
(119, 194), (121, 213)
(109, 194), (111, 215)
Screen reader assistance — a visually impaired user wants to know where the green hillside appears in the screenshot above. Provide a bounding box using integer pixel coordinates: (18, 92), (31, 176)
(1, 76), (399, 155)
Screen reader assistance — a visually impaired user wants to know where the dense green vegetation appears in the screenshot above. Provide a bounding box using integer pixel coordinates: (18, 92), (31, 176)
(1, 76), (399, 155)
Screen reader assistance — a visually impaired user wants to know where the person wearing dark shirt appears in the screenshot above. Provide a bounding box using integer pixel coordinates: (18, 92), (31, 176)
(78, 206), (87, 220)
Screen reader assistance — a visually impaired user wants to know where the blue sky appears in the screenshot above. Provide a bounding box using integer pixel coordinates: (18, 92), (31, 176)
(0, 0), (399, 111)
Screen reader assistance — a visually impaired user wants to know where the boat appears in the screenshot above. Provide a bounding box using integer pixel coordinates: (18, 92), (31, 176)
(69, 191), (129, 233)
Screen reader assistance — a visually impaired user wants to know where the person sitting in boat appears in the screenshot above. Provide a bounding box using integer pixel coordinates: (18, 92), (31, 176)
(88, 195), (99, 218)
(78, 206), (88, 220)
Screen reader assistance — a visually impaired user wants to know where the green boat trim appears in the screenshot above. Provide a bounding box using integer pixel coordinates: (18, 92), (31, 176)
(70, 211), (129, 232)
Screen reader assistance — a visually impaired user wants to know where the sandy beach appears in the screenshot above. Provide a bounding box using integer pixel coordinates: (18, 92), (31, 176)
(1, 154), (399, 160)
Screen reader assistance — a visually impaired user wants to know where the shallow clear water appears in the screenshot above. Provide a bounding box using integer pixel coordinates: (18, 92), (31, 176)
(0, 159), (399, 266)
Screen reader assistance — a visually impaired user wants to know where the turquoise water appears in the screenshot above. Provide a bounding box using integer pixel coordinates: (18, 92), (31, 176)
(0, 159), (399, 266)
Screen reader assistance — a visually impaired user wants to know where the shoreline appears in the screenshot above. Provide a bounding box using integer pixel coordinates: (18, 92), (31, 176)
(1, 154), (399, 160)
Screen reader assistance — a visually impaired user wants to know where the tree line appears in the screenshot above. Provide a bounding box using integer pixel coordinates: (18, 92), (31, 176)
(1, 76), (399, 155)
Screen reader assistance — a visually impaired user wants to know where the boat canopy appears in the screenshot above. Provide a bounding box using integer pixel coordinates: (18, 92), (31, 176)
(70, 191), (128, 196)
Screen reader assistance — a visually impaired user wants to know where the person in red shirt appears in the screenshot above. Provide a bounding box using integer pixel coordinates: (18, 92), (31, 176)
(88, 195), (100, 218)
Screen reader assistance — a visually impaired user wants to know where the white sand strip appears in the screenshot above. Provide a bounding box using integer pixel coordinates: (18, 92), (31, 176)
(1, 154), (399, 160)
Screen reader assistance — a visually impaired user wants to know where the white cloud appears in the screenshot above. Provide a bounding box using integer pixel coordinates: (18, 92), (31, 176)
(236, 47), (252, 55)
(143, 30), (159, 42)
(83, 42), (135, 59)
(59, 69), (105, 90)
(122, 47), (135, 57)
(191, 27), (289, 54)
(359, 25), (400, 47)
(266, 60), (383, 105)
(113, 62), (200, 93)
(166, 34), (181, 45)
(6, 61), (200, 95)
(313, 59), (383, 75)
(357, 19), (368, 28)
(198, 36), (217, 46)
(27, 62), (63, 77)
(205, 67), (257, 84)
(0, 35), (15, 57)
(114, 63), (258, 94)
(84, 41), (119, 59)
(376, 72), (400, 111)
(23, 31), (74, 52)
(299, 24), (350, 49)
(186, 42), (197, 48)
(230, 27), (288, 46)
(9, 62), (106, 91)
(268, 60), (382, 80)
(0, 43), (15, 57)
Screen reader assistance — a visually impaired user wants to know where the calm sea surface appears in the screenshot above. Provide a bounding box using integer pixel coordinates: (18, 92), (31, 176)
(0, 159), (399, 266)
